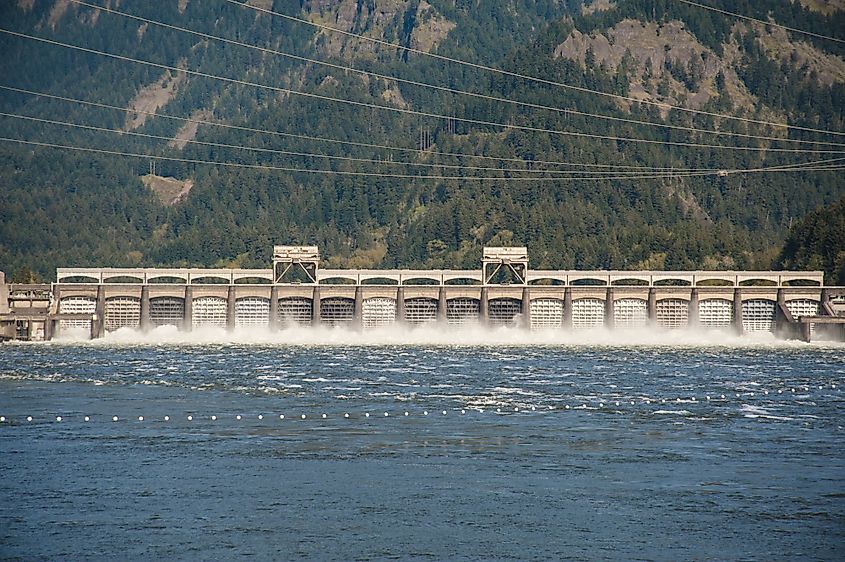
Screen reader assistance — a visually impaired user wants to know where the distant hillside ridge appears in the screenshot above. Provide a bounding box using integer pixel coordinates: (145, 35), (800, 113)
(0, 0), (843, 280)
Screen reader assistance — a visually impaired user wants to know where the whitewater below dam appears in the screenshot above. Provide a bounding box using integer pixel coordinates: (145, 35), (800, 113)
(0, 328), (843, 560)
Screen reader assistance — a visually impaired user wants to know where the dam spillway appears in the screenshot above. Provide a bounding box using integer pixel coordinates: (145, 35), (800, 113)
(1, 246), (844, 342)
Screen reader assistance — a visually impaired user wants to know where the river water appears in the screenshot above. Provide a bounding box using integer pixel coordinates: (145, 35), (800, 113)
(1, 327), (843, 560)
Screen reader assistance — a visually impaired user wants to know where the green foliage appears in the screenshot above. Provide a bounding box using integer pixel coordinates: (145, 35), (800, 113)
(777, 197), (845, 285)
(0, 0), (843, 281)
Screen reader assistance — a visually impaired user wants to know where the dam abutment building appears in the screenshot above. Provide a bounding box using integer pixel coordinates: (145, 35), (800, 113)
(2, 246), (844, 342)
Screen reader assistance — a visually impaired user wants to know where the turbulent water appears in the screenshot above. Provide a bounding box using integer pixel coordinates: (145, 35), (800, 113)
(1, 327), (843, 560)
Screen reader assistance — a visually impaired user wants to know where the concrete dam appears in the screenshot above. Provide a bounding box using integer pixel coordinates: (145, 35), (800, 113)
(2, 246), (844, 342)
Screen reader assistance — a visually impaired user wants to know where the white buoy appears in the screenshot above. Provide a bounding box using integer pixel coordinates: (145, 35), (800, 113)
(211, 415), (217, 421)
(138, 416), (144, 422)
(26, 416), (32, 422)
(479, 409), (485, 413)
(279, 414), (285, 420)
(84, 416), (90, 422)
(301, 414), (306, 420)
(423, 411), (428, 416)
(365, 413), (370, 418)
(565, 405), (570, 410)
(384, 412), (389, 417)
(258, 415), (263, 420)
(0, 416), (5, 423)
(56, 416), (62, 422)
(236, 415), (242, 420)
(461, 409), (466, 415)
(720, 394), (725, 399)
(187, 415), (192, 421)
(496, 408), (501, 413)
(344, 413), (349, 419)
(514, 407), (519, 412)
(113, 416), (119, 422)
(322, 413), (327, 419)
(442, 410), (447, 416)
(531, 406), (536, 411)
(599, 403), (604, 408)
(615, 401), (620, 406)
(706, 396), (710, 401)
(164, 416), (170, 421)
(404, 411), (409, 416)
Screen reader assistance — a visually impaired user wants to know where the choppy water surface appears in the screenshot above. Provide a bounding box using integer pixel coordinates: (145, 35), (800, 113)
(1, 334), (843, 560)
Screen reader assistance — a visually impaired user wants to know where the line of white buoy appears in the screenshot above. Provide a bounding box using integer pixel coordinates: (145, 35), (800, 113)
(1, 384), (840, 425)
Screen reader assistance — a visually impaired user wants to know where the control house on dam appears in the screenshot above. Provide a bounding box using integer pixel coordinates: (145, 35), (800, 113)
(2, 246), (844, 342)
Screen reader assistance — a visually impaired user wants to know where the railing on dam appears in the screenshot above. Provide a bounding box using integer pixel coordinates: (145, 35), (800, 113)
(55, 267), (825, 287)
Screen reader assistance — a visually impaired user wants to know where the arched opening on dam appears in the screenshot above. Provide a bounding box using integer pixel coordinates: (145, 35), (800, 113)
(699, 299), (734, 329)
(150, 297), (184, 327)
(277, 297), (313, 326)
(192, 296), (228, 328)
(571, 298), (605, 329)
(235, 297), (270, 327)
(102, 276), (144, 285)
(404, 297), (438, 325)
(58, 296), (96, 333)
(447, 298), (480, 325)
(786, 299), (820, 319)
(362, 297), (396, 328)
(488, 298), (522, 327)
(786, 299), (821, 336)
(104, 296), (140, 332)
(529, 298), (564, 330)
(320, 297), (355, 326)
(613, 298), (648, 328)
(742, 299), (776, 332)
(655, 299), (689, 329)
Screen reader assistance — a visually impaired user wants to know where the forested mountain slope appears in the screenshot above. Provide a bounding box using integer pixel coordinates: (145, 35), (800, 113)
(0, 0), (843, 280)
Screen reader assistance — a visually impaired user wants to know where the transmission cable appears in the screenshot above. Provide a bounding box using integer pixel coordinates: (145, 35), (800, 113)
(2, 28), (842, 155)
(675, 0), (845, 44)
(64, 0), (843, 148)
(229, 0), (845, 138)
(1, 136), (841, 182)
(1, 110), (696, 176)
(1, 84), (712, 172)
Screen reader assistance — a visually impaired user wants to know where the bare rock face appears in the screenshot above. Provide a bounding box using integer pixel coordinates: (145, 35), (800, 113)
(798, 0), (845, 15)
(555, 19), (756, 112)
(408, 0), (455, 53)
(751, 24), (845, 86)
(124, 63), (187, 131)
(300, 0), (454, 58)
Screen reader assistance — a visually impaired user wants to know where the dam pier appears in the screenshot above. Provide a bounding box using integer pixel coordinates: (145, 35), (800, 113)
(2, 246), (844, 342)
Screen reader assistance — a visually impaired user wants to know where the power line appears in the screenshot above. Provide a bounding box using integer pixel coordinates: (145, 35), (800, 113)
(675, 0), (845, 44)
(2, 110), (693, 176)
(2, 136), (841, 181)
(0, 84), (710, 172)
(64, 0), (844, 149)
(0, 135), (730, 181)
(230, 0), (845, 139)
(3, 28), (842, 155)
